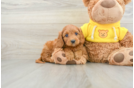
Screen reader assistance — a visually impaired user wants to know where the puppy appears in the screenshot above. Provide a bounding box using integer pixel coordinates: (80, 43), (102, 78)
(36, 25), (88, 64)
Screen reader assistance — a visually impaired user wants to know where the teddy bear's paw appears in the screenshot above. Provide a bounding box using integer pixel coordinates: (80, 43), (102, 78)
(56, 53), (66, 62)
(108, 47), (133, 66)
(51, 49), (69, 65)
(55, 53), (77, 65)
(66, 60), (77, 65)
(54, 52), (69, 65)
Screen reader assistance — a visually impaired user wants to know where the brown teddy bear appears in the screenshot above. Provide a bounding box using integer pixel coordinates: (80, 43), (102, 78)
(81, 0), (133, 66)
(36, 0), (133, 66)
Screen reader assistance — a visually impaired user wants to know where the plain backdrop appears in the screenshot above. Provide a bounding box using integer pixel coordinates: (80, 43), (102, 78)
(1, 0), (133, 60)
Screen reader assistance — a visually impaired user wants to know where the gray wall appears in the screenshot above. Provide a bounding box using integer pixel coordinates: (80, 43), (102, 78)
(1, 0), (133, 59)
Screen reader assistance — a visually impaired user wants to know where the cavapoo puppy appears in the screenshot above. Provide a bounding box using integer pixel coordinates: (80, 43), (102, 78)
(36, 25), (89, 64)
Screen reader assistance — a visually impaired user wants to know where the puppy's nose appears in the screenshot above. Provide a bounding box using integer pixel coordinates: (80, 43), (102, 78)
(71, 40), (75, 44)
(101, 0), (115, 8)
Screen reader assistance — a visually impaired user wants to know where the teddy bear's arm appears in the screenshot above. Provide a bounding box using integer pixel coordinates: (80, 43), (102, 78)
(119, 31), (133, 47)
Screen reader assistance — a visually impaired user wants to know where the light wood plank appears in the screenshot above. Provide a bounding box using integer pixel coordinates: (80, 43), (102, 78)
(2, 11), (133, 24)
(1, 59), (133, 88)
(84, 63), (133, 88)
(1, 23), (133, 59)
(1, 0), (133, 24)
(2, 59), (91, 88)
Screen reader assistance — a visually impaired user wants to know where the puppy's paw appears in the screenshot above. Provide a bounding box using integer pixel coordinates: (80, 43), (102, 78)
(66, 55), (74, 61)
(75, 56), (81, 60)
(74, 55), (87, 65)
(74, 50), (82, 60)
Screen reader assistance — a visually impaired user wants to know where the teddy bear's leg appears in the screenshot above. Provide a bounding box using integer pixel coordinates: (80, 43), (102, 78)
(51, 48), (77, 65)
(51, 48), (69, 65)
(51, 48), (87, 65)
(108, 47), (133, 66)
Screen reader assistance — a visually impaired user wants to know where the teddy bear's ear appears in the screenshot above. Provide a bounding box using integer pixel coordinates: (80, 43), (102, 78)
(98, 30), (101, 33)
(82, 0), (90, 7)
(124, 0), (131, 5)
(105, 30), (109, 33)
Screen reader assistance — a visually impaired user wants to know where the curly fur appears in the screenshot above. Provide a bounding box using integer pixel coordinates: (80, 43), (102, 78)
(82, 0), (133, 63)
(120, 32), (133, 47)
(85, 32), (133, 63)
(124, 0), (131, 4)
(36, 25), (88, 63)
(82, 0), (130, 23)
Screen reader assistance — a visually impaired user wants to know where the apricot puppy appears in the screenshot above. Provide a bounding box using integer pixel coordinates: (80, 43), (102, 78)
(36, 25), (88, 64)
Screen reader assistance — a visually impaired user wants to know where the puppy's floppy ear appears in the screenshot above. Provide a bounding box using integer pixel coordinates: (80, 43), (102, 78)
(124, 0), (131, 5)
(82, 0), (90, 7)
(79, 28), (85, 44)
(55, 31), (64, 48)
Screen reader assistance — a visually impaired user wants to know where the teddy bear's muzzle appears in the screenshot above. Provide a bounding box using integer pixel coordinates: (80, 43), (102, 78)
(91, 0), (123, 24)
(101, 0), (115, 8)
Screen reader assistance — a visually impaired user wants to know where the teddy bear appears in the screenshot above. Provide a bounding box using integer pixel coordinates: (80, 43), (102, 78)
(50, 0), (133, 66)
(80, 0), (133, 66)
(36, 0), (133, 66)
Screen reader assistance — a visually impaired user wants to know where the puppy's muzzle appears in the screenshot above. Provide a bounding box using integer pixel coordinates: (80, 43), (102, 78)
(71, 40), (75, 44)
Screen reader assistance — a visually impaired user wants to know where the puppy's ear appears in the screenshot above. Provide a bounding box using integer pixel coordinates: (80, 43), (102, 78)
(124, 0), (131, 5)
(82, 0), (90, 7)
(55, 31), (64, 48)
(79, 28), (85, 44)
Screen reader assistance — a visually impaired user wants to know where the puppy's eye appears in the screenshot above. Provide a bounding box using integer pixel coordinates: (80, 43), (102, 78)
(75, 32), (78, 35)
(65, 34), (68, 37)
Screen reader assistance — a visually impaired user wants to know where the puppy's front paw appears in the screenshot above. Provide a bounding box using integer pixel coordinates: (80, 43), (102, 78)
(74, 50), (82, 60)
(75, 56), (81, 60)
(66, 55), (74, 61)
(64, 48), (74, 61)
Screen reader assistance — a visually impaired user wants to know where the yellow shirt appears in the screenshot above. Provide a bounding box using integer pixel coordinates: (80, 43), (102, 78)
(81, 20), (128, 43)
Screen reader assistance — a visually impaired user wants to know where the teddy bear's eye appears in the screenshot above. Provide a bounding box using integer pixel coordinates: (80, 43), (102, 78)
(65, 34), (68, 37)
(75, 32), (78, 35)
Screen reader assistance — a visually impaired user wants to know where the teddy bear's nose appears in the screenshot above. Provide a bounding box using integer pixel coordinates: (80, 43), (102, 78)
(101, 0), (115, 8)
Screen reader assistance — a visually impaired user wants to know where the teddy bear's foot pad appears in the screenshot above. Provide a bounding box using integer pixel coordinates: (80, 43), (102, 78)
(57, 57), (62, 62)
(114, 53), (124, 63)
(66, 60), (76, 65)
(108, 47), (133, 66)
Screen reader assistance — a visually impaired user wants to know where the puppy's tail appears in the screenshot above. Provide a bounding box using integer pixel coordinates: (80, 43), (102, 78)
(35, 57), (45, 64)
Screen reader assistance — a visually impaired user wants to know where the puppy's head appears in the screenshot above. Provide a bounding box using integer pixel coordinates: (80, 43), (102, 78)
(56, 25), (85, 48)
(82, 0), (131, 24)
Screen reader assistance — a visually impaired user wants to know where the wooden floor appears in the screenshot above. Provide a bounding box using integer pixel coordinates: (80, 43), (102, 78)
(1, 0), (133, 88)
(1, 59), (133, 88)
